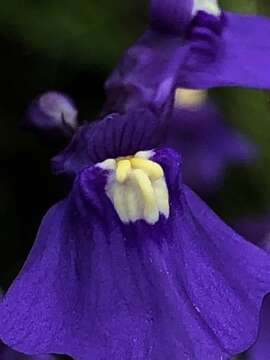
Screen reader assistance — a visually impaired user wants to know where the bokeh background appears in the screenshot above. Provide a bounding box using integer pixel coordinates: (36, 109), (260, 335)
(0, 0), (270, 312)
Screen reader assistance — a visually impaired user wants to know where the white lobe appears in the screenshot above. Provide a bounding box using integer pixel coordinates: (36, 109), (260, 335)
(192, 0), (221, 17)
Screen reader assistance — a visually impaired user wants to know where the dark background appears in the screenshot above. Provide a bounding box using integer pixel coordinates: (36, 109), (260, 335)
(0, 0), (270, 292)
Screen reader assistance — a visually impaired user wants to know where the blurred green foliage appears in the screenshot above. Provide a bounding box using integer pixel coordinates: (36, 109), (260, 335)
(0, 0), (270, 290)
(0, 0), (146, 69)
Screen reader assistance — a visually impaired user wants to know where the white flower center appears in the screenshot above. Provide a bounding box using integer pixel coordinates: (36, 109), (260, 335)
(192, 0), (221, 17)
(98, 150), (170, 224)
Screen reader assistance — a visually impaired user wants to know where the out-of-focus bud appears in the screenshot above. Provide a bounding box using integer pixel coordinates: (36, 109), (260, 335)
(24, 91), (79, 139)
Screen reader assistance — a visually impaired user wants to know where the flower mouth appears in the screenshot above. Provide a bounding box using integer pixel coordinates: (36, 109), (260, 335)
(98, 150), (170, 224)
(192, 0), (221, 17)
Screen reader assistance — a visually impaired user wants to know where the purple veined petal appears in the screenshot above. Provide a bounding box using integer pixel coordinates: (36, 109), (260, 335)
(52, 108), (163, 179)
(179, 11), (270, 89)
(150, 0), (193, 35)
(233, 216), (270, 359)
(181, 187), (270, 356)
(1, 148), (270, 359)
(24, 92), (79, 139)
(55, 41), (189, 178)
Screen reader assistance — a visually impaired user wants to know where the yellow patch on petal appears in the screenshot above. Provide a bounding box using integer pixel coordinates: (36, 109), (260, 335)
(175, 88), (207, 108)
(99, 150), (170, 224)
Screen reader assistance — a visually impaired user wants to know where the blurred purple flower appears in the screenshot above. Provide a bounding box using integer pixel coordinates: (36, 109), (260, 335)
(166, 89), (256, 194)
(175, 2), (270, 89)
(24, 92), (79, 139)
(26, 1), (270, 141)
(105, 0), (270, 121)
(1, 111), (270, 359)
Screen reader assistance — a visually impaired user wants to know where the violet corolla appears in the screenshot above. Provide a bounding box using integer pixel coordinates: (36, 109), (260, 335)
(2, 0), (270, 359)
(235, 215), (270, 360)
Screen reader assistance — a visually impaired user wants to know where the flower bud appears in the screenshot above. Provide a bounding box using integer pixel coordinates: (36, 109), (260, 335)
(24, 91), (78, 139)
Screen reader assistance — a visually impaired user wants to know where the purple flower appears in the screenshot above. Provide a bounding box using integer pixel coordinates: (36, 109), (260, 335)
(25, 1), (270, 141)
(1, 110), (270, 359)
(2, 1), (270, 359)
(166, 89), (256, 194)
(104, 0), (270, 122)
(174, 1), (270, 89)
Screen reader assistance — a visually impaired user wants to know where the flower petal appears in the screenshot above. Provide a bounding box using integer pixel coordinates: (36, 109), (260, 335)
(103, 29), (188, 117)
(182, 186), (270, 355)
(52, 108), (162, 178)
(1, 149), (270, 359)
(179, 12), (270, 88)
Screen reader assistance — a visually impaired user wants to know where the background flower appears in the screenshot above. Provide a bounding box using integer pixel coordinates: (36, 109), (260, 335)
(166, 90), (256, 195)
